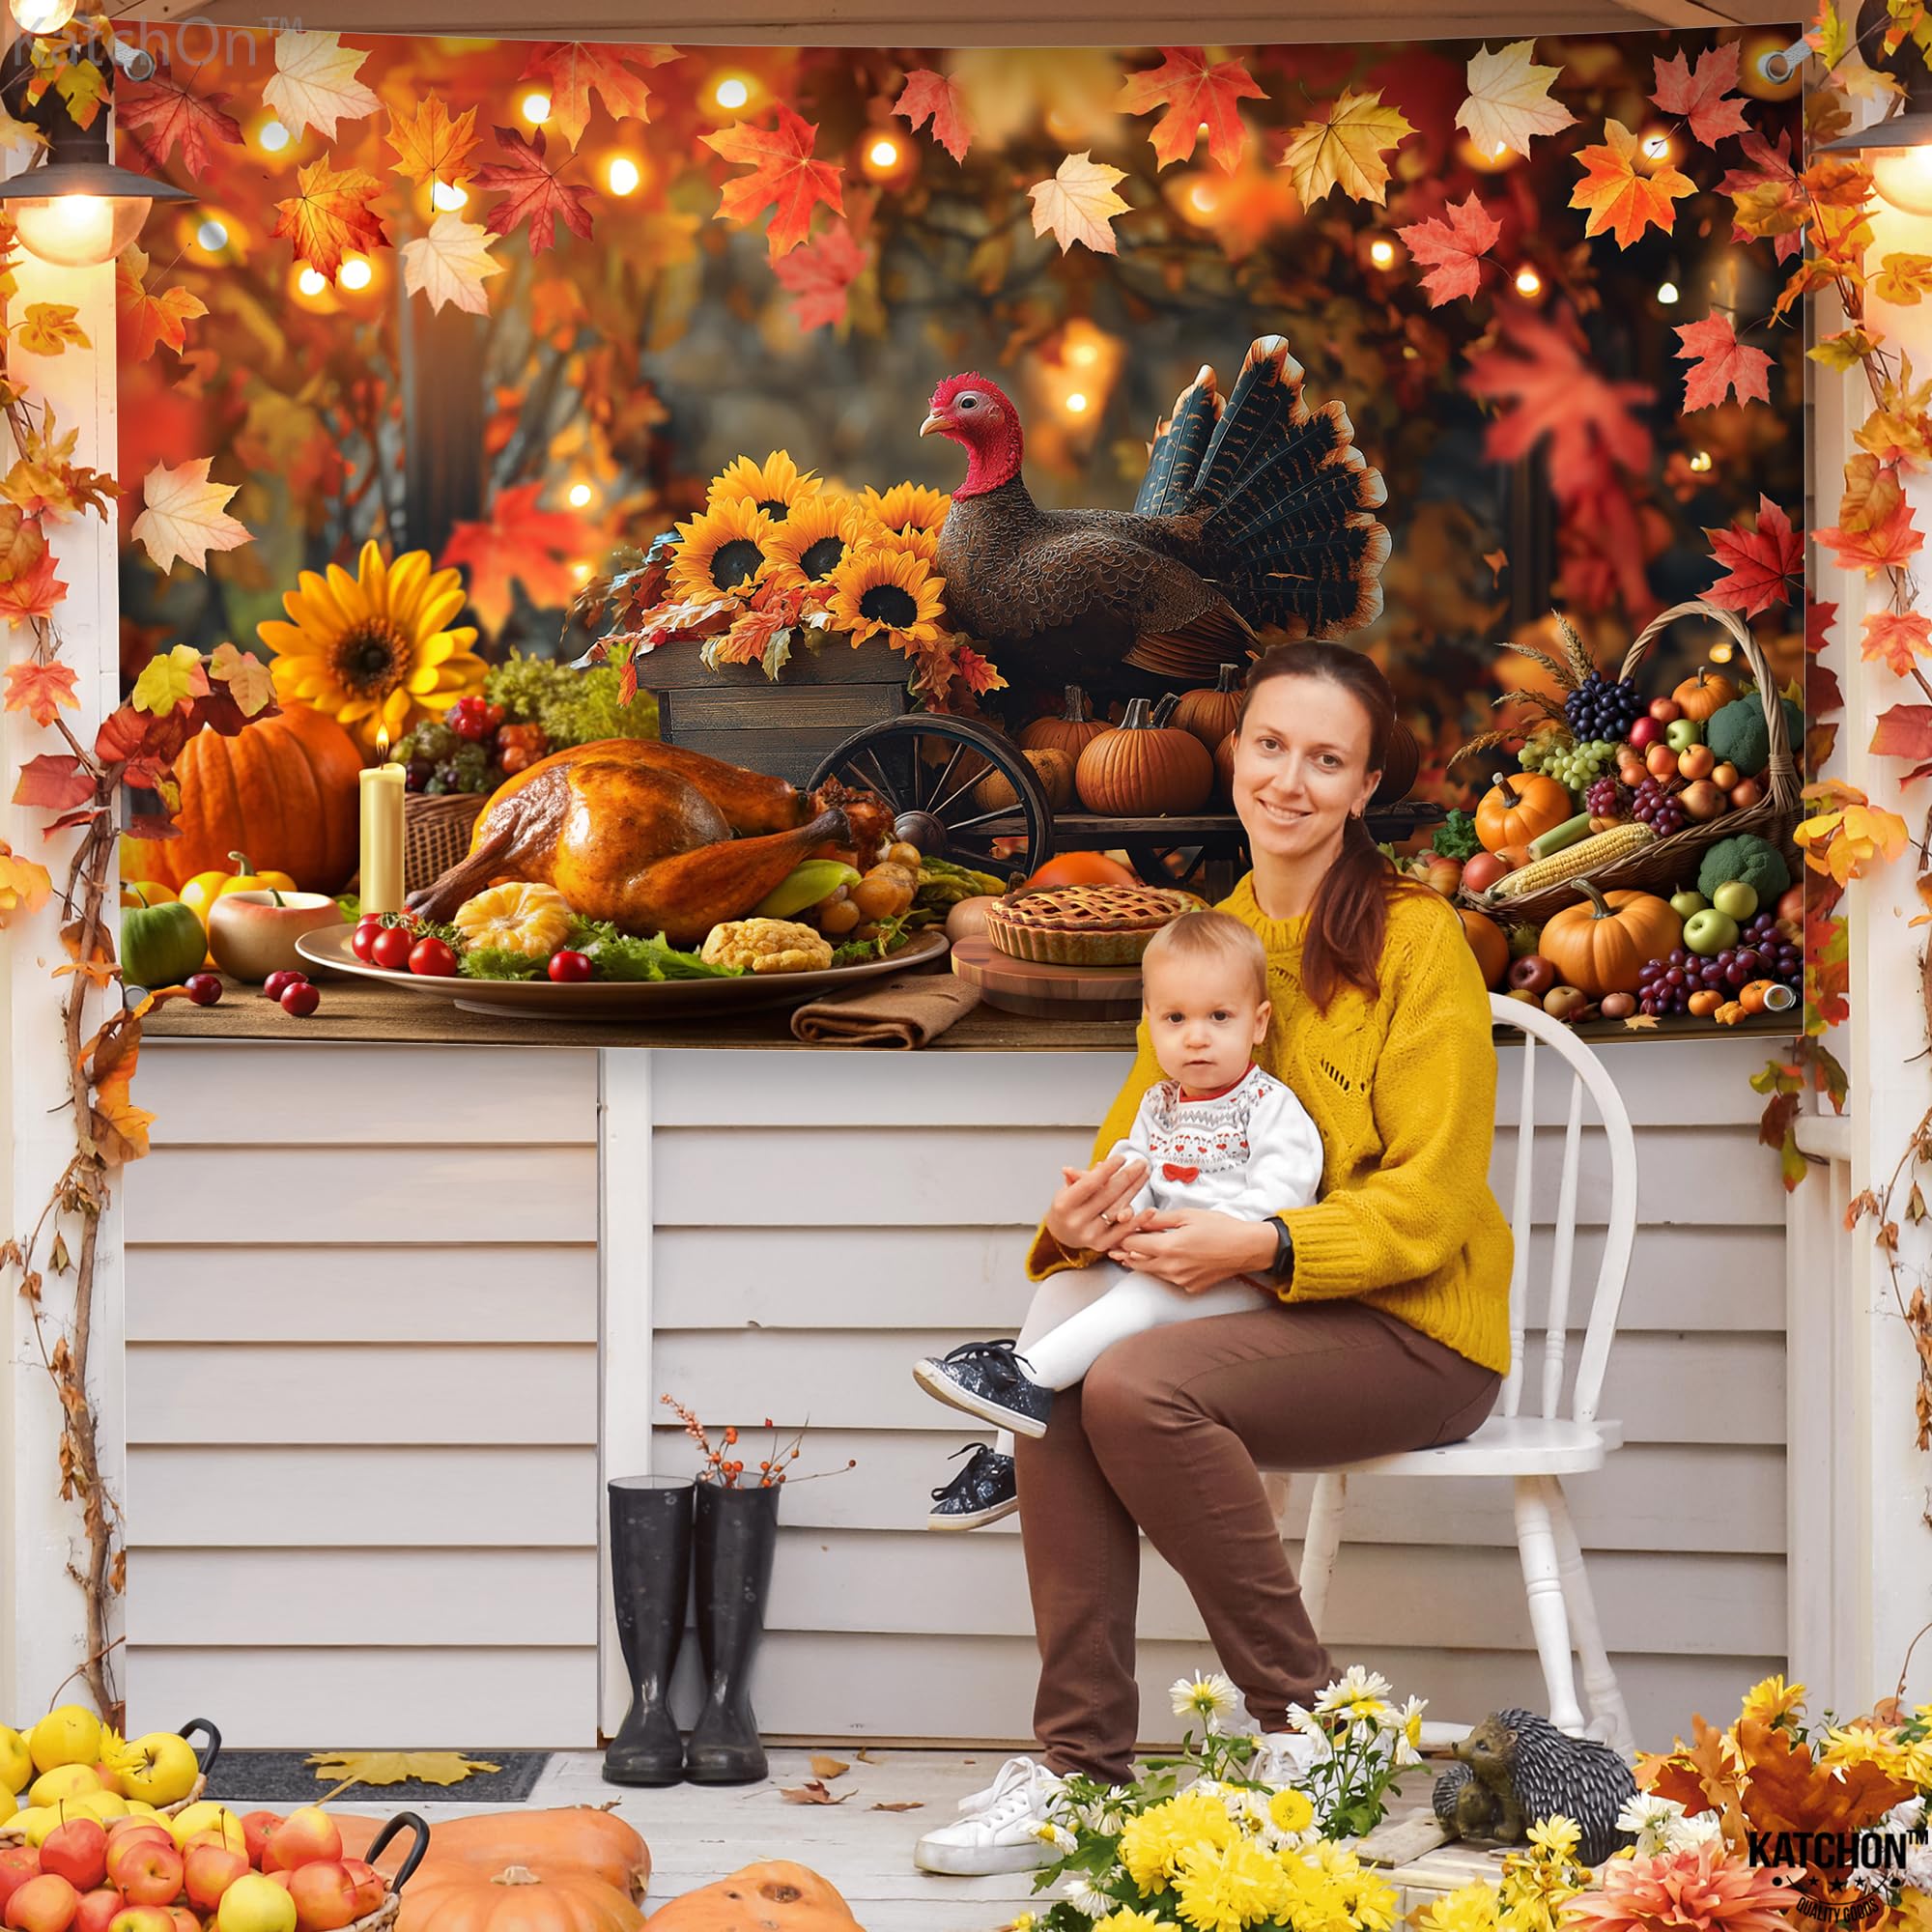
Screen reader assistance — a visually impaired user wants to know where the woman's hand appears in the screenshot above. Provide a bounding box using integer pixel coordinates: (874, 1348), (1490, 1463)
(1044, 1153), (1151, 1254)
(1106, 1208), (1280, 1294)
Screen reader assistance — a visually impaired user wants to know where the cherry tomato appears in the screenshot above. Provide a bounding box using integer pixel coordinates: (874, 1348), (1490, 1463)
(184, 973), (223, 1007)
(279, 980), (321, 1017)
(548, 949), (593, 983)
(350, 923), (382, 963)
(371, 926), (415, 972)
(411, 936), (459, 977)
(263, 971), (308, 1001)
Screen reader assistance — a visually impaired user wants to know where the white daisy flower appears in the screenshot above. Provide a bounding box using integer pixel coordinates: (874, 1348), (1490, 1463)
(1033, 1820), (1079, 1854)
(1061, 1875), (1112, 1918)
(1615, 1793), (1690, 1858)
(1314, 1664), (1396, 1723)
(1672, 1807), (1726, 1853)
(1170, 1670), (1241, 1733)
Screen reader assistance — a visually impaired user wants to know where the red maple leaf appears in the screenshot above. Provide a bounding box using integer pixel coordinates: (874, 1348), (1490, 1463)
(1807, 597), (1838, 656)
(438, 481), (586, 632)
(1873, 702), (1932, 781)
(116, 77), (243, 176)
(472, 127), (594, 256)
(895, 70), (971, 164)
(1719, 128), (1804, 263)
(1676, 313), (1775, 411)
(772, 221), (868, 330)
(13, 752), (93, 812)
(952, 642), (1006, 697)
(1705, 495), (1803, 613)
(0, 546), (67, 622)
(517, 43), (675, 150)
(1117, 46), (1264, 173)
(1397, 193), (1501, 305)
(1818, 493), (1924, 575)
(2, 657), (77, 727)
(701, 105), (844, 259)
(1651, 43), (1750, 148)
(1861, 609), (1932, 677)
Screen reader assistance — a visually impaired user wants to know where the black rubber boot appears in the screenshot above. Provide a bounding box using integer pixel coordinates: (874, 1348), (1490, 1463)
(602, 1475), (694, 1787)
(684, 1481), (781, 1784)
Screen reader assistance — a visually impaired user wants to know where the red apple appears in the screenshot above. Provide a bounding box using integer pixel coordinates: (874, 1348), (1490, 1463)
(286, 1864), (357, 1932)
(1678, 779), (1728, 821)
(1647, 696), (1682, 724)
(184, 1848), (248, 1916)
(1461, 851), (1513, 894)
(1644, 742), (1680, 780)
(336, 1867), (382, 1921)
(261, 1873), (294, 1893)
(1730, 777), (1766, 810)
(164, 1914), (196, 1932)
(103, 1844), (179, 1912)
(103, 1913), (172, 1932)
(5, 1874), (80, 1932)
(72, 1894), (122, 1932)
(1776, 884), (1805, 924)
(239, 1817), (282, 1872)
(265, 1813), (339, 1876)
(1676, 743), (1716, 781)
(0, 1856), (42, 1917)
(39, 1826), (105, 1896)
(1628, 715), (1662, 750)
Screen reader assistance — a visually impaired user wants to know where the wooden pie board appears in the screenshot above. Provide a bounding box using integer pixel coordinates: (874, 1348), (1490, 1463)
(951, 935), (1145, 1019)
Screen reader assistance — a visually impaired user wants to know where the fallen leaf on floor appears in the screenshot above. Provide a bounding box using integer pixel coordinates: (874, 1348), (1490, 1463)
(854, 1746), (880, 1762)
(780, 1779), (849, 1805)
(869, 1801), (923, 1811)
(810, 1753), (851, 1778)
(303, 1749), (502, 1786)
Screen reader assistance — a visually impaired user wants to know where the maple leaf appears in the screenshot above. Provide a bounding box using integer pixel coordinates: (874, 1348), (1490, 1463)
(1818, 493), (1923, 575)
(3, 657), (76, 727)
(0, 103), (43, 156)
(1874, 252), (1932, 303)
(1736, 1717), (1913, 1867)
(208, 643), (276, 718)
(952, 642), (1006, 696)
(129, 458), (252, 578)
(131, 644), (210, 718)
(1029, 152), (1131, 254)
(1810, 325), (1885, 371)
(401, 213), (504, 317)
(1676, 313), (1774, 411)
(303, 1749), (500, 1787)
(895, 69), (971, 164)
(702, 105), (844, 260)
(772, 220), (868, 331)
(13, 753), (92, 811)
(0, 506), (43, 583)
(270, 159), (388, 279)
(520, 43), (675, 150)
(472, 127), (595, 257)
(1456, 41), (1576, 159)
(1861, 608), (1932, 676)
(1571, 119), (1695, 248)
(15, 303), (88, 357)
(1705, 495), (1802, 613)
(1397, 193), (1500, 305)
(46, 54), (105, 131)
(1651, 43), (1750, 147)
(0, 547), (66, 622)
(438, 482), (584, 632)
(1874, 701), (1932, 779)
(116, 77), (243, 177)
(0, 407), (116, 523)
(1720, 129), (1804, 262)
(0, 838), (52, 926)
(263, 31), (381, 143)
(1282, 88), (1416, 206)
(1118, 46), (1264, 173)
(1837, 451), (1903, 533)
(779, 1779), (849, 1805)
(116, 246), (209, 362)
(385, 95), (480, 189)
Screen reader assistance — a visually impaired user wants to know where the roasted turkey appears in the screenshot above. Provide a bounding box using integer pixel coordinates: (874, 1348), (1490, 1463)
(407, 738), (891, 946)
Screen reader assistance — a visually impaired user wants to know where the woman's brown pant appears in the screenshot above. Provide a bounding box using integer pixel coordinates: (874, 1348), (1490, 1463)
(1012, 1291), (1500, 1782)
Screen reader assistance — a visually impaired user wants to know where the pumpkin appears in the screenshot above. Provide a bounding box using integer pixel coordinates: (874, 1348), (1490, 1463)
(1023, 850), (1140, 891)
(120, 704), (362, 895)
(1473, 772), (1573, 854)
(1537, 881), (1683, 996)
(643, 1861), (861, 1930)
(972, 747), (1075, 812)
(1458, 907), (1510, 989)
(1017, 685), (1109, 764)
(1170, 664), (1245, 753)
(1074, 697), (1213, 815)
(453, 881), (575, 958)
(334, 1809), (650, 1906)
(1670, 667), (1740, 723)
(1214, 730), (1236, 802)
(397, 1864), (640, 1932)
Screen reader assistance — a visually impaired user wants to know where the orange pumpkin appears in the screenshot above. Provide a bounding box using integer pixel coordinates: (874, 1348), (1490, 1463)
(1537, 882), (1683, 996)
(973, 747), (1075, 812)
(1170, 664), (1245, 753)
(1018, 685), (1110, 764)
(121, 704), (362, 895)
(397, 1864), (639, 1932)
(1214, 729), (1236, 802)
(1670, 667), (1740, 723)
(1458, 907), (1510, 989)
(1074, 697), (1214, 815)
(335, 1809), (649, 1905)
(1023, 850), (1141, 891)
(643, 1861), (860, 1930)
(1473, 772), (1572, 854)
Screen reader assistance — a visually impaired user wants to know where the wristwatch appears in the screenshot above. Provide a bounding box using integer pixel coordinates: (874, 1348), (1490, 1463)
(1269, 1218), (1296, 1285)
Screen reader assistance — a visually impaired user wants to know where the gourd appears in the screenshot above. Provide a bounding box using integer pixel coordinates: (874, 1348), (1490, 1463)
(1022, 851), (1140, 891)
(1017, 685), (1109, 764)
(453, 881), (575, 957)
(1169, 664), (1244, 753)
(334, 1808), (650, 1905)
(642, 1861), (861, 1931)
(121, 899), (208, 988)
(1670, 667), (1740, 722)
(972, 748), (1075, 812)
(1073, 697), (1213, 815)
(1473, 771), (1573, 854)
(1537, 882), (1683, 996)
(1458, 907), (1510, 989)
(119, 705), (362, 895)
(397, 1864), (641, 1932)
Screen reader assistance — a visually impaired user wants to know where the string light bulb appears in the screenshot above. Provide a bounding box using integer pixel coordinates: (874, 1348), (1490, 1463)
(1368, 237), (1396, 269)
(1656, 279), (1680, 304)
(1065, 391), (1090, 414)
(431, 180), (468, 212)
(1641, 130), (1672, 161)
(1689, 450), (1714, 472)
(712, 75), (751, 111)
(298, 267), (327, 297)
(607, 156), (640, 196)
(195, 217), (228, 252)
(868, 136), (899, 169)
(1514, 265), (1543, 297)
(1188, 183), (1218, 214)
(567, 481), (595, 508)
(257, 119), (291, 154)
(338, 255), (373, 291)
(521, 91), (552, 125)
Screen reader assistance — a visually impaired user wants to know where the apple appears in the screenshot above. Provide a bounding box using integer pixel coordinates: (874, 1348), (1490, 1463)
(1644, 742), (1680, 781)
(104, 1843), (179, 1911)
(1676, 743), (1716, 781)
(261, 1875), (293, 1895)
(265, 1813), (339, 1874)
(285, 1864), (357, 1932)
(1777, 884), (1805, 925)
(215, 1873), (298, 1932)
(1669, 889), (1707, 919)
(27, 1776), (99, 1814)
(165, 1914), (196, 1932)
(1508, 954), (1557, 997)
(184, 1848), (249, 1916)
(115, 1740), (197, 1814)
(1419, 855), (1463, 897)
(1664, 717), (1704, 753)
(1647, 696), (1682, 724)
(1678, 780), (1728, 821)
(1684, 908), (1741, 957)
(239, 1818), (282, 1872)
(1712, 880), (1759, 920)
(0, 1856), (42, 1916)
(1507, 987), (1540, 1004)
(1600, 992), (1637, 1020)
(1710, 760), (1741, 791)
(1461, 851), (1513, 894)
(102, 1913), (172, 1932)
(71, 1893), (121, 1932)
(205, 893), (343, 986)
(1628, 715), (1662, 750)
(5, 1874), (80, 1932)
(39, 1825), (105, 1895)
(167, 1807), (244, 1858)
(1543, 985), (1588, 1022)
(1730, 777), (1766, 810)
(336, 1866), (383, 1921)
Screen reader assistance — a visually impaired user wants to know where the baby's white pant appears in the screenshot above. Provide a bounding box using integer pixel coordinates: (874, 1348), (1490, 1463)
(991, 1262), (1270, 1457)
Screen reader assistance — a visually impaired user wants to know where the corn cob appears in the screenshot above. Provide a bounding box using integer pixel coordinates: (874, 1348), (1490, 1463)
(1487, 821), (1658, 899)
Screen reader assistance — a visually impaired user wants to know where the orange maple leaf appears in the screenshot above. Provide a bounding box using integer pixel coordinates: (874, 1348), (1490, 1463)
(115, 76), (243, 175)
(1818, 493), (1924, 575)
(895, 70), (971, 164)
(385, 94), (480, 188)
(1861, 609), (1932, 677)
(518, 42), (675, 150)
(701, 105), (844, 259)
(3, 657), (77, 727)
(437, 481), (586, 633)
(1118, 46), (1265, 173)
(117, 245), (208, 362)
(0, 504), (45, 582)
(90, 1067), (154, 1165)
(1736, 1717), (1912, 1881)
(270, 157), (388, 278)
(1571, 118), (1695, 247)
(0, 545), (67, 621)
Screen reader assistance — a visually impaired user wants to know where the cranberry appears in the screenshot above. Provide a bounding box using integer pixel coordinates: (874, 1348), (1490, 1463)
(184, 973), (223, 1007)
(279, 980), (321, 1017)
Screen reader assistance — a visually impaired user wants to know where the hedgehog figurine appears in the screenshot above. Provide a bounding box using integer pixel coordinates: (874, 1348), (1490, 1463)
(1431, 1709), (1636, 1867)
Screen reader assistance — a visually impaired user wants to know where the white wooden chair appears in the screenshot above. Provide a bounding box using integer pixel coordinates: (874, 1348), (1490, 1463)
(1285, 993), (1640, 1758)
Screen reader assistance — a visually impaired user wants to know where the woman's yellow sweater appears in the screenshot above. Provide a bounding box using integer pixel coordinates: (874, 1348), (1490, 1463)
(1026, 875), (1515, 1376)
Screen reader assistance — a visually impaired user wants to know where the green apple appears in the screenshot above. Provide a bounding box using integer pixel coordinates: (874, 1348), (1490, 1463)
(1669, 889), (1707, 920)
(1664, 717), (1704, 753)
(1711, 880), (1759, 921)
(1683, 907), (1740, 957)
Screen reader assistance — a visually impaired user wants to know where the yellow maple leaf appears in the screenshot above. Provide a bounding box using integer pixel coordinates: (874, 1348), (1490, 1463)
(400, 212), (503, 317)
(129, 458), (252, 577)
(386, 95), (480, 189)
(1282, 88), (1417, 206)
(1875, 252), (1932, 303)
(1570, 118), (1695, 247)
(131, 643), (207, 718)
(304, 1749), (501, 1788)
(1027, 152), (1130, 254)
(0, 838), (52, 927)
(90, 1068), (154, 1166)
(264, 30), (381, 142)
(15, 303), (89, 357)
(44, 49), (106, 130)
(1456, 41), (1576, 160)
(208, 642), (276, 717)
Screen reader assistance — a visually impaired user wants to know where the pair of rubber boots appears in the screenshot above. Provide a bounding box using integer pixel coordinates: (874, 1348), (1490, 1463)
(603, 1474), (780, 1786)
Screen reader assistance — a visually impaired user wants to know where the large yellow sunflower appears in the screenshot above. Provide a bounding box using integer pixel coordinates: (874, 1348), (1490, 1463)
(825, 541), (948, 652)
(708, 450), (822, 523)
(668, 497), (778, 605)
(763, 492), (866, 594)
(258, 538), (484, 755)
(860, 481), (951, 535)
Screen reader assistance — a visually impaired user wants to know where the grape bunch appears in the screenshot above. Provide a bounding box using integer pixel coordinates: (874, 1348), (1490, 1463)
(1584, 775), (1625, 821)
(1564, 671), (1647, 740)
(1520, 736), (1618, 791)
(1630, 776), (1685, 836)
(1635, 916), (1804, 1017)
(1738, 910), (1803, 987)
(1636, 950), (1695, 1016)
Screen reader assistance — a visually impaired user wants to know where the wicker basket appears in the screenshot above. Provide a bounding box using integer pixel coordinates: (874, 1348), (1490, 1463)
(404, 791), (488, 895)
(1460, 598), (1802, 928)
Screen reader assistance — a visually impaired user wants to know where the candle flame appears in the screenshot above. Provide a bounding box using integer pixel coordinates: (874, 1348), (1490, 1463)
(374, 727), (390, 758)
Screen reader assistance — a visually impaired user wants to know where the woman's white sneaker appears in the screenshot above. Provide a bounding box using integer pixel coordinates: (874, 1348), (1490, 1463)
(1251, 1714), (1327, 1787)
(914, 1754), (1065, 1874)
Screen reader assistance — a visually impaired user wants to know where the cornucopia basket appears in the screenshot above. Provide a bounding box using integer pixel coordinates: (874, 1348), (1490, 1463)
(403, 792), (489, 896)
(1459, 598), (1802, 927)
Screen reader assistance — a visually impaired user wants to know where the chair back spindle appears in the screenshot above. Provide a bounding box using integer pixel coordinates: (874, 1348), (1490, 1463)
(1498, 1030), (1536, 1419)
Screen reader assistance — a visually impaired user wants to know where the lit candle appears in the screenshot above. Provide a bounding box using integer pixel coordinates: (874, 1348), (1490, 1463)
(359, 731), (406, 917)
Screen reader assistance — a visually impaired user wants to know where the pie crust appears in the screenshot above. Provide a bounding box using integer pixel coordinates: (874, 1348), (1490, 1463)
(984, 884), (1206, 966)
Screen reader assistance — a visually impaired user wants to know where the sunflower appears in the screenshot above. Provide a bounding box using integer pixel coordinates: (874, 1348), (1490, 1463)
(763, 492), (866, 593)
(860, 480), (951, 536)
(826, 542), (948, 652)
(708, 450), (821, 522)
(668, 497), (778, 605)
(259, 538), (485, 754)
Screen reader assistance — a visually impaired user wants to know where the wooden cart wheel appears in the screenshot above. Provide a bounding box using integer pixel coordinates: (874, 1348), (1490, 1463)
(810, 716), (1055, 882)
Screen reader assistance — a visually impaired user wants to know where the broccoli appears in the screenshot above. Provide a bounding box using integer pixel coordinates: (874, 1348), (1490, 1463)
(1705, 696), (1803, 779)
(485, 651), (659, 749)
(1433, 810), (1482, 861)
(1697, 834), (1791, 904)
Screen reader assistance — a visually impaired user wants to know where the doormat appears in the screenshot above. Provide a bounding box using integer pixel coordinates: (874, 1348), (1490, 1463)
(203, 1750), (552, 1805)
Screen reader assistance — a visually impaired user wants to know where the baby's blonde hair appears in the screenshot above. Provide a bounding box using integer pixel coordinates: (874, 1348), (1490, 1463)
(1141, 909), (1269, 1007)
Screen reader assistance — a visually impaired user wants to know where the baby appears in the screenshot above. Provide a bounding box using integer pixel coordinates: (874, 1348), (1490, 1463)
(918, 908), (1323, 1529)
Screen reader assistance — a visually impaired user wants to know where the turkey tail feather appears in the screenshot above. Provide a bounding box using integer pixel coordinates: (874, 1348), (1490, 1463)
(1135, 364), (1222, 516)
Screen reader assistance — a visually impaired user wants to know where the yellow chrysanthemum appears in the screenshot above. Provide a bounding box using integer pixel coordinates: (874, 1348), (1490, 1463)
(764, 492), (866, 590)
(1173, 1836), (1290, 1932)
(259, 538), (485, 754)
(1417, 1881), (1503, 1932)
(1268, 1787), (1315, 1834)
(709, 450), (821, 522)
(1819, 1722), (1931, 1785)
(1739, 1675), (1806, 1727)
(825, 542), (948, 652)
(1120, 1789), (1237, 1893)
(668, 497), (778, 605)
(861, 480), (951, 534)
(1527, 1818), (1582, 1863)
(1096, 1912), (1167, 1932)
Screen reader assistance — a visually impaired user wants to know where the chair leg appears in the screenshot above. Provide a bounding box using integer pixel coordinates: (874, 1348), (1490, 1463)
(1546, 1477), (1636, 1757)
(1298, 1472), (1347, 1638)
(1512, 1474), (1585, 1735)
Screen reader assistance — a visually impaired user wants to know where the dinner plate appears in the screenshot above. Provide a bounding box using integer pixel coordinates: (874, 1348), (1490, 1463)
(294, 923), (952, 1020)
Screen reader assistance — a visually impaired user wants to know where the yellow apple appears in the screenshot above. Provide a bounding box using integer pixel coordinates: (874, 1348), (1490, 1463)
(168, 1804), (244, 1855)
(30, 1764), (104, 1807)
(23, 1800), (93, 1847)
(0, 1784), (15, 1827)
(29, 1706), (101, 1775)
(116, 1736), (198, 1810)
(216, 1873), (298, 1932)
(0, 1726), (31, 1795)
(70, 1791), (128, 1823)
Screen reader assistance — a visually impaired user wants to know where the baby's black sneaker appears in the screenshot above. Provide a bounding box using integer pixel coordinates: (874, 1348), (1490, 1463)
(913, 1339), (1053, 1438)
(926, 1442), (1018, 1530)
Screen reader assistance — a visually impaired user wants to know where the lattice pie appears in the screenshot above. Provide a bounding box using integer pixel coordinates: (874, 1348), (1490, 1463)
(984, 884), (1207, 966)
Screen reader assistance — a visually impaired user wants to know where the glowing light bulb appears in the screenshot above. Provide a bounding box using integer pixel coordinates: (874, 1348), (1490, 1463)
(1490, 139), (1510, 159)
(1068, 340), (1100, 367)
(714, 76), (751, 111)
(1689, 450), (1714, 473)
(432, 180), (468, 212)
(298, 267), (327, 297)
(196, 218), (229, 252)
(867, 136), (900, 169)
(1369, 237), (1396, 269)
(572, 559), (594, 582)
(1641, 131), (1671, 161)
(522, 92), (552, 125)
(1872, 146), (1932, 216)
(1065, 391), (1090, 413)
(258, 120), (291, 154)
(607, 156), (641, 196)
(1188, 184), (1219, 214)
(1709, 640), (1735, 664)
(338, 256), (373, 291)
(14, 194), (148, 269)
(567, 482), (595, 508)
(10, 0), (76, 33)
(1514, 265), (1543, 297)
(1657, 279), (1680, 304)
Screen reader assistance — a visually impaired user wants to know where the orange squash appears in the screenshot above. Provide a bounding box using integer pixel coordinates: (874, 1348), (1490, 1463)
(398, 1864), (640, 1932)
(643, 1862), (860, 1930)
(1670, 667), (1740, 723)
(1022, 850), (1141, 891)
(1074, 697), (1214, 815)
(1170, 664), (1245, 754)
(973, 747), (1075, 812)
(1458, 907), (1510, 989)
(121, 704), (362, 895)
(1537, 881), (1682, 996)
(335, 1809), (650, 1905)
(1473, 772), (1572, 854)
(1018, 685), (1110, 764)
(1214, 729), (1236, 802)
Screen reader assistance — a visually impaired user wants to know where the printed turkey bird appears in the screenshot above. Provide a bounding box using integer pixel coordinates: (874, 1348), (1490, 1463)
(924, 336), (1390, 692)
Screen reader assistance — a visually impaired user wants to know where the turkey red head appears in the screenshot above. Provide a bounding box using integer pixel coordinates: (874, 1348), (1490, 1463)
(921, 373), (1023, 498)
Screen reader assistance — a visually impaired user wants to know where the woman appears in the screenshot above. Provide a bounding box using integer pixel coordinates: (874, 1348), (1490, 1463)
(915, 642), (1514, 1877)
